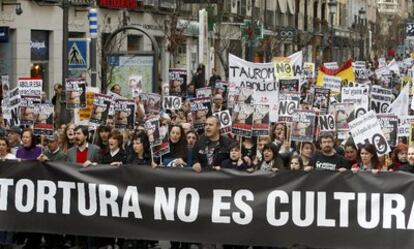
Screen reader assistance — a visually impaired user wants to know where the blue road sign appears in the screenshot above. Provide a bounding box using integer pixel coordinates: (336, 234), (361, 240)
(68, 38), (88, 70)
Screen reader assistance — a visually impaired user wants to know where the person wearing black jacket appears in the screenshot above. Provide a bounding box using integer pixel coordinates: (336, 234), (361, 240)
(100, 131), (126, 166)
(126, 132), (152, 165)
(192, 116), (233, 172)
(220, 142), (249, 171)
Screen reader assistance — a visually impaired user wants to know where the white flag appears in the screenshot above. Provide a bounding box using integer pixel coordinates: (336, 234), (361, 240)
(387, 59), (400, 76)
(388, 84), (409, 115)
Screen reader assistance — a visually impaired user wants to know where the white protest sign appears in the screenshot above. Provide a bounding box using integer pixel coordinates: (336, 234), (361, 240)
(303, 62), (315, 78)
(319, 114), (336, 132)
(323, 62), (339, 70)
(341, 86), (369, 110)
(353, 61), (368, 80)
(18, 78), (42, 96)
(213, 110), (232, 134)
(162, 96), (182, 111)
(323, 75), (341, 93)
(229, 54), (278, 122)
(349, 110), (391, 156)
(398, 116), (414, 137)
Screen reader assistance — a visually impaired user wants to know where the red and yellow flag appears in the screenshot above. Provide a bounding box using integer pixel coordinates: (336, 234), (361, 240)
(316, 59), (355, 86)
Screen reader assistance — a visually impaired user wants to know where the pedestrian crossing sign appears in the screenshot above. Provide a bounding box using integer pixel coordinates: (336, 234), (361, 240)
(68, 38), (88, 70)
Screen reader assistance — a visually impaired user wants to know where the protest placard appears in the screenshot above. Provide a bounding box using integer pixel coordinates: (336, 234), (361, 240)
(33, 103), (54, 136)
(139, 93), (161, 114)
(341, 86), (369, 109)
(323, 62), (339, 70)
(128, 75), (143, 98)
(398, 116), (414, 138)
(353, 61), (368, 80)
(278, 93), (300, 122)
(349, 110), (391, 156)
(76, 87), (99, 125)
(322, 75), (341, 93)
(291, 110), (316, 142)
(228, 54), (278, 121)
(252, 104), (270, 137)
(213, 81), (228, 95)
(335, 102), (354, 133)
(212, 110), (232, 134)
(196, 87), (213, 98)
(279, 79), (299, 93)
(191, 97), (212, 131)
(162, 96), (182, 111)
(114, 98), (135, 130)
(3, 87), (20, 127)
(65, 78), (86, 109)
(144, 117), (161, 147)
(89, 93), (112, 127)
(273, 57), (294, 80)
(18, 78), (42, 96)
(303, 62), (315, 79)
(319, 114), (336, 133)
(232, 103), (254, 137)
(370, 92), (393, 113)
(377, 114), (398, 147)
(169, 69), (187, 97)
(312, 87), (330, 114)
(20, 95), (41, 126)
(153, 125), (170, 157)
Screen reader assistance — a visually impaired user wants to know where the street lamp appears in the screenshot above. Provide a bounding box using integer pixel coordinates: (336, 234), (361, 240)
(328, 0), (337, 62)
(358, 7), (366, 60)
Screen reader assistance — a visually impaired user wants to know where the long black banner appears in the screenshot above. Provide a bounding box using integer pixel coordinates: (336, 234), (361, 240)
(1, 161), (414, 248)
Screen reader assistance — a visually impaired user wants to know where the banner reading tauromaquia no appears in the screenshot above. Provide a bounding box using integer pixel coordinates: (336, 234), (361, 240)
(1, 161), (414, 249)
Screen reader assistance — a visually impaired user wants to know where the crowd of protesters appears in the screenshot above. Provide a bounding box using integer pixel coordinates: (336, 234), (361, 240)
(1, 55), (414, 249)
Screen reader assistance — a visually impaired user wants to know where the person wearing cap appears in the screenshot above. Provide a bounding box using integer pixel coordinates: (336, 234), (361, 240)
(37, 133), (67, 162)
(7, 126), (22, 156)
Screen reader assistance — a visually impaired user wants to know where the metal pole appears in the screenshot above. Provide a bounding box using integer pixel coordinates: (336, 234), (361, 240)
(62, 0), (69, 84)
(60, 0), (71, 125)
(330, 12), (334, 62)
(89, 8), (98, 87)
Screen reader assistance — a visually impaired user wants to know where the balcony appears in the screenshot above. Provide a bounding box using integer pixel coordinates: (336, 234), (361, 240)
(377, 0), (399, 15)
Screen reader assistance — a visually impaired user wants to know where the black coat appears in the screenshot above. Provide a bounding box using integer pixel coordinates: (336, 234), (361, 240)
(192, 135), (233, 168)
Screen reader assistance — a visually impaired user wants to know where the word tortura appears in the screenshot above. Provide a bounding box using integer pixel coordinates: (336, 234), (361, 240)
(1, 179), (414, 230)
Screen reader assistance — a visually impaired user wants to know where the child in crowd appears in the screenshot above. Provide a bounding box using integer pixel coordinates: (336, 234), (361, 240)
(289, 155), (303, 171)
(220, 142), (249, 171)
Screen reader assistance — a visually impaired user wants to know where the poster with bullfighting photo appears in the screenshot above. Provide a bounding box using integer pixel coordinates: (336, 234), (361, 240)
(232, 103), (254, 138)
(291, 110), (316, 142)
(168, 69), (187, 97)
(65, 78), (86, 109)
(20, 95), (41, 126)
(114, 98), (135, 130)
(279, 79), (299, 93)
(144, 117), (161, 147)
(89, 93), (112, 127)
(312, 87), (331, 114)
(196, 87), (213, 98)
(252, 104), (270, 137)
(139, 92), (161, 114)
(377, 114), (398, 147)
(190, 97), (212, 131)
(33, 103), (54, 136)
(152, 125), (170, 158)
